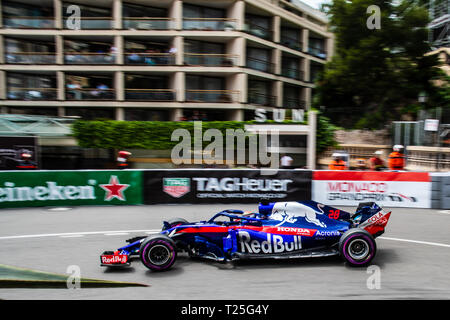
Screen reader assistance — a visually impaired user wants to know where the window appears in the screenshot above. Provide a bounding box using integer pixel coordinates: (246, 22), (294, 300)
(65, 108), (115, 120)
(7, 72), (57, 100)
(124, 109), (169, 121)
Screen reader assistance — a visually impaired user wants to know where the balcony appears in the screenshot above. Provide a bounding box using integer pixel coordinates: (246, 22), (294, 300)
(124, 53), (175, 65)
(3, 16), (54, 29)
(5, 52), (56, 64)
(7, 88), (57, 100)
(184, 53), (238, 67)
(124, 89), (176, 101)
(64, 52), (115, 64)
(185, 90), (239, 103)
(281, 67), (304, 81)
(246, 57), (274, 74)
(248, 92), (276, 106)
(66, 88), (115, 100)
(123, 17), (174, 30)
(182, 18), (237, 31)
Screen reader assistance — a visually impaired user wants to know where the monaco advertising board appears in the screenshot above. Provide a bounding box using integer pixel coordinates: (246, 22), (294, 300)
(0, 170), (143, 208)
(312, 171), (431, 208)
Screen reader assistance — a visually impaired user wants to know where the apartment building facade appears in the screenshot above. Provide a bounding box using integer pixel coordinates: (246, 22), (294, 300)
(0, 0), (334, 121)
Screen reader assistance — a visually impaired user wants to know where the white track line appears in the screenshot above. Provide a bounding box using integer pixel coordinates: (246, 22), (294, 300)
(0, 230), (449, 249)
(379, 236), (450, 248)
(0, 229), (160, 240)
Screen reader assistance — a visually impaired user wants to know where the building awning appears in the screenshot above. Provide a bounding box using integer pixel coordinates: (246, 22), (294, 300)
(0, 114), (76, 137)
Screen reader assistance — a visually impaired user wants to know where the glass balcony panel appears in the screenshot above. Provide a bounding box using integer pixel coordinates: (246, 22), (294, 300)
(244, 21), (272, 40)
(123, 18), (173, 30)
(248, 92), (276, 106)
(63, 18), (113, 29)
(124, 53), (175, 65)
(283, 98), (306, 109)
(281, 67), (304, 81)
(124, 89), (175, 101)
(246, 57), (274, 73)
(280, 35), (303, 51)
(66, 88), (115, 100)
(308, 46), (327, 59)
(5, 53), (56, 64)
(182, 18), (236, 31)
(185, 90), (239, 103)
(3, 17), (54, 29)
(184, 54), (237, 67)
(7, 88), (57, 100)
(64, 53), (115, 64)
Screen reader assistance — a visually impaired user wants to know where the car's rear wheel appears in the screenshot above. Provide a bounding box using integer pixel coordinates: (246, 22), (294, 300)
(139, 235), (177, 271)
(339, 229), (376, 267)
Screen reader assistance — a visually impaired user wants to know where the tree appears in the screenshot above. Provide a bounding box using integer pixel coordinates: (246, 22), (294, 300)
(315, 0), (443, 129)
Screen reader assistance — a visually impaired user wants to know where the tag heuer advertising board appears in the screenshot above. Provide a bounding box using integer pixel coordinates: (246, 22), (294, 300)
(145, 170), (312, 204)
(0, 170), (143, 208)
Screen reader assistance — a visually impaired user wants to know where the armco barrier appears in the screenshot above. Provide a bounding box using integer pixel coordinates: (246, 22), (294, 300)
(0, 169), (444, 209)
(0, 170), (143, 208)
(430, 173), (450, 209)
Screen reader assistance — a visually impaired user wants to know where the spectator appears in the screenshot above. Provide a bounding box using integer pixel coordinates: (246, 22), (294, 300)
(369, 151), (386, 171)
(280, 154), (294, 168)
(388, 145), (405, 171)
(329, 153), (347, 170)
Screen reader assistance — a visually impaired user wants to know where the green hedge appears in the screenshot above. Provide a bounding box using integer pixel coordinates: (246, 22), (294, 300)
(72, 121), (250, 150)
(71, 116), (336, 154)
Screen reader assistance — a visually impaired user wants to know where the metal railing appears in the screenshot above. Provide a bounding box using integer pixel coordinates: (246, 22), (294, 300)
(3, 16), (54, 29)
(64, 53), (116, 64)
(246, 56), (274, 73)
(123, 17), (174, 30)
(185, 90), (239, 103)
(124, 89), (176, 101)
(182, 18), (237, 31)
(248, 92), (276, 106)
(5, 52), (56, 64)
(7, 88), (58, 100)
(184, 53), (238, 67)
(124, 53), (175, 65)
(66, 88), (115, 100)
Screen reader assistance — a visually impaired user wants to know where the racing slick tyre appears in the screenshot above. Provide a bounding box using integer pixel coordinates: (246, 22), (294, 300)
(139, 235), (177, 271)
(339, 229), (376, 267)
(162, 218), (189, 231)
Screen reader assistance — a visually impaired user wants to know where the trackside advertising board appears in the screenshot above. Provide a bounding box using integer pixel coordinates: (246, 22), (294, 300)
(144, 169), (312, 204)
(312, 171), (431, 208)
(0, 170), (143, 208)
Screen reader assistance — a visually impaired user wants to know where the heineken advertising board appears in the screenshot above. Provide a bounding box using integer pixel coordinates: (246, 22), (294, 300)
(144, 170), (312, 204)
(0, 170), (143, 208)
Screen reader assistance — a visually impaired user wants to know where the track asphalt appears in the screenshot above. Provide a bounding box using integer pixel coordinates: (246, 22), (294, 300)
(0, 204), (449, 299)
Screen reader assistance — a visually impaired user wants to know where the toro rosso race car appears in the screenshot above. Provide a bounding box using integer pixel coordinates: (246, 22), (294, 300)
(100, 200), (391, 271)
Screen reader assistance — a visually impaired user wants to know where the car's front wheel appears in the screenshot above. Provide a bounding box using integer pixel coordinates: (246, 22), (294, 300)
(139, 235), (177, 271)
(162, 217), (189, 231)
(339, 229), (376, 267)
